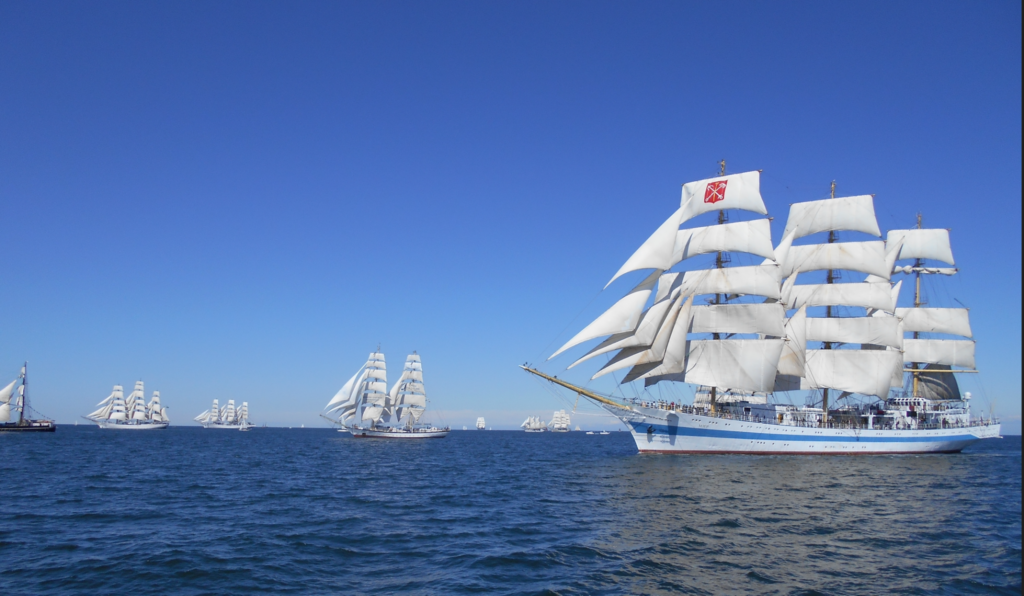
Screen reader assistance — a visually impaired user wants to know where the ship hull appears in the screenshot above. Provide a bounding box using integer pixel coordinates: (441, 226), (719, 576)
(201, 423), (250, 430)
(614, 406), (1001, 455)
(0, 420), (56, 432)
(348, 427), (449, 439)
(93, 420), (168, 430)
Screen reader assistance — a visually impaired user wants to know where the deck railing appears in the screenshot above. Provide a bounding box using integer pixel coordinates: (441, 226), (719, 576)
(625, 398), (999, 431)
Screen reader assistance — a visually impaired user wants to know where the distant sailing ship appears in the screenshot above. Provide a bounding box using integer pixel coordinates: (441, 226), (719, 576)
(87, 381), (169, 429)
(521, 416), (547, 432)
(476, 417), (486, 430)
(322, 350), (449, 439)
(0, 363), (56, 432)
(194, 399), (252, 429)
(549, 410), (571, 432)
(525, 165), (1000, 454)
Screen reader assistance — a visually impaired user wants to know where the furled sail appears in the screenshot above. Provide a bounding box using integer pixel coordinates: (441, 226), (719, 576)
(782, 195), (882, 239)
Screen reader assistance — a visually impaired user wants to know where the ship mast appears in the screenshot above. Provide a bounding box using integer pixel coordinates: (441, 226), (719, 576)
(912, 212), (923, 397)
(17, 362), (27, 426)
(821, 181), (838, 427)
(710, 159), (729, 413)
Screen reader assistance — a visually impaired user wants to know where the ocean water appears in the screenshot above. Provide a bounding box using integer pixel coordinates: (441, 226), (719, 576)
(0, 427), (1019, 595)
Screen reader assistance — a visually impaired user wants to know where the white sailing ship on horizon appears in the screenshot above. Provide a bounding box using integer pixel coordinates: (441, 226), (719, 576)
(87, 381), (169, 430)
(194, 399), (252, 429)
(549, 410), (571, 432)
(521, 416), (547, 432)
(321, 350), (449, 439)
(525, 164), (1000, 454)
(476, 416), (486, 430)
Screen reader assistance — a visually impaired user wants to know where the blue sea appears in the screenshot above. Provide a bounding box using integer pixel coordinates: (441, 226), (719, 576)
(0, 427), (1020, 595)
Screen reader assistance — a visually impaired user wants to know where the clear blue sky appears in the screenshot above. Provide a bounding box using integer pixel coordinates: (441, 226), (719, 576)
(1, 1), (1020, 431)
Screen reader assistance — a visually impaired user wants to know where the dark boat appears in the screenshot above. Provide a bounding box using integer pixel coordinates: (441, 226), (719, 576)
(0, 363), (56, 433)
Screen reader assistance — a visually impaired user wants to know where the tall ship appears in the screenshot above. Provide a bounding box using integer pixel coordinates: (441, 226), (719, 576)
(0, 363), (56, 432)
(87, 381), (169, 429)
(321, 350), (449, 439)
(525, 166), (1000, 454)
(476, 416), (486, 430)
(194, 399), (252, 429)
(549, 410), (571, 432)
(521, 416), (547, 432)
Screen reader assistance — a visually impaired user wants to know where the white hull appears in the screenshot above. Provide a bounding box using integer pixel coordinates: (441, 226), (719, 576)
(93, 420), (168, 430)
(348, 427), (449, 439)
(201, 423), (250, 430)
(614, 405), (1001, 455)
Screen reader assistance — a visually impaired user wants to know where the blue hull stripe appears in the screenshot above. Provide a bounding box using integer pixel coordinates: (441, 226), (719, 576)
(630, 420), (978, 443)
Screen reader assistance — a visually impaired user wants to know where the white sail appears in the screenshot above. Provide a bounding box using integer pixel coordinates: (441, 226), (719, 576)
(777, 306), (807, 377)
(690, 303), (785, 337)
(0, 402), (9, 422)
(0, 379), (16, 404)
(782, 241), (889, 279)
(671, 219), (775, 264)
(362, 404), (384, 422)
(593, 293), (688, 380)
(801, 349), (902, 398)
(327, 368), (365, 411)
(679, 171), (767, 224)
(394, 353), (429, 425)
(647, 339), (785, 392)
(606, 208), (684, 287)
(209, 399), (220, 423)
(568, 279), (679, 369)
(678, 264), (782, 300)
(805, 316), (903, 348)
(782, 195), (881, 239)
(895, 308), (972, 338)
(193, 409), (210, 423)
(784, 281), (897, 312)
(887, 229), (955, 265)
(551, 270), (661, 359)
(903, 339), (975, 368)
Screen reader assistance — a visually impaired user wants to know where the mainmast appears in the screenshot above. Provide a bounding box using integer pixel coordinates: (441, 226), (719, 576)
(17, 362), (27, 425)
(821, 182), (838, 427)
(912, 213), (923, 397)
(710, 160), (729, 413)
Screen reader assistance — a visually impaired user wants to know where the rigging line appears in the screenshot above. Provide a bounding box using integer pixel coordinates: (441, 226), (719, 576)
(535, 284), (607, 362)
